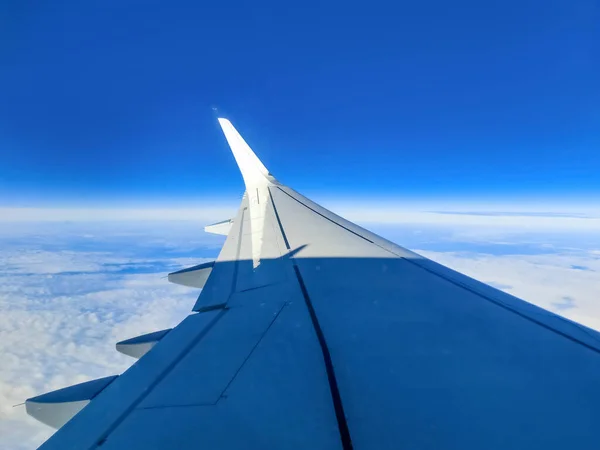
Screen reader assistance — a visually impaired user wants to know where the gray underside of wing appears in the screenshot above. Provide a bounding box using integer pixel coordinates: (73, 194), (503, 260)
(40, 184), (600, 450)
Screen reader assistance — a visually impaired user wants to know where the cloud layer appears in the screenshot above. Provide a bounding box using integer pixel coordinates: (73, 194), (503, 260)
(0, 222), (220, 449)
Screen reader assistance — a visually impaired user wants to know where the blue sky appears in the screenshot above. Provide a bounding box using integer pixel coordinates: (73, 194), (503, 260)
(1, 0), (598, 207)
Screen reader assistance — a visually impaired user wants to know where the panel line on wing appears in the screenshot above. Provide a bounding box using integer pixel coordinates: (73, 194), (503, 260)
(229, 206), (246, 296)
(270, 190), (291, 250)
(268, 187), (354, 450)
(213, 302), (288, 403)
(248, 187), (268, 268)
(136, 302), (289, 409)
(89, 309), (227, 449)
(275, 186), (375, 244)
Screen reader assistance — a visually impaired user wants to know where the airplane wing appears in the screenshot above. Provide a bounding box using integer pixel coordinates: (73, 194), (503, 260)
(27, 118), (600, 449)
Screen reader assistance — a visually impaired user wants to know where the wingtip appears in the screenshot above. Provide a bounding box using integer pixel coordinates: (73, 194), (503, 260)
(216, 118), (274, 188)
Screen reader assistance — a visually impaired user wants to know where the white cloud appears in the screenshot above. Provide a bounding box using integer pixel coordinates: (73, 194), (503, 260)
(0, 223), (218, 449)
(2, 201), (600, 230)
(345, 209), (600, 231)
(0, 206), (237, 222)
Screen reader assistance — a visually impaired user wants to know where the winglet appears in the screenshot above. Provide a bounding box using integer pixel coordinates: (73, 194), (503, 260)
(217, 118), (275, 188)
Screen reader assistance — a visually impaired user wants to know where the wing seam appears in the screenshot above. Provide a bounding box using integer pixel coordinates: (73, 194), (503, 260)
(275, 186), (374, 244)
(213, 302), (288, 403)
(229, 206), (247, 297)
(268, 187), (354, 450)
(91, 309), (227, 449)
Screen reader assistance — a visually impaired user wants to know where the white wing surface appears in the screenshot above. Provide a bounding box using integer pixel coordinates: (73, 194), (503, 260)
(28, 119), (600, 450)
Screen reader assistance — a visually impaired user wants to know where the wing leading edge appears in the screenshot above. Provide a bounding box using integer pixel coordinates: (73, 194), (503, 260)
(29, 118), (600, 450)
